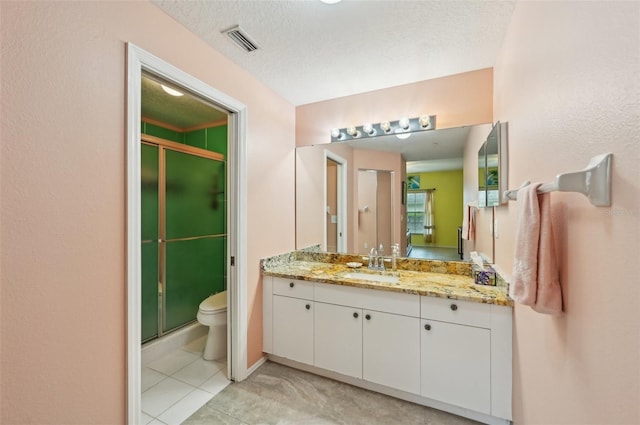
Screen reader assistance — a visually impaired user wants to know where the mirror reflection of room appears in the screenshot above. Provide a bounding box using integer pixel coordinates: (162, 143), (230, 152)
(296, 122), (499, 263)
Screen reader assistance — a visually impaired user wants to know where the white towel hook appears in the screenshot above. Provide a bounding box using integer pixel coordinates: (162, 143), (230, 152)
(503, 153), (612, 206)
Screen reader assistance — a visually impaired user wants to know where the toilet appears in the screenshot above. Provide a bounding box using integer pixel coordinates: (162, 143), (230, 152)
(196, 290), (227, 361)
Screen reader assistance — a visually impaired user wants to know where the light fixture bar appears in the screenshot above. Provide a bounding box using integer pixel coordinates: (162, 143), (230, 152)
(330, 115), (436, 142)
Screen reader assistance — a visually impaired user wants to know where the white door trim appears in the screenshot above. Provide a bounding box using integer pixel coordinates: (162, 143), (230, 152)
(126, 43), (248, 424)
(324, 150), (347, 253)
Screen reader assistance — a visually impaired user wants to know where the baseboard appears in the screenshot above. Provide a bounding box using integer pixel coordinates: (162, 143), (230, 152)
(246, 355), (268, 377)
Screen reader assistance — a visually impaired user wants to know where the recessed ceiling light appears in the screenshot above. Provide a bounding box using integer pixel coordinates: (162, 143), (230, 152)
(319, 0), (342, 4)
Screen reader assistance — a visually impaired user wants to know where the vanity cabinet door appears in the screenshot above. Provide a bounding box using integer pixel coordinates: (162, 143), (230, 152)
(314, 302), (362, 379)
(363, 310), (421, 395)
(273, 295), (314, 365)
(421, 319), (491, 414)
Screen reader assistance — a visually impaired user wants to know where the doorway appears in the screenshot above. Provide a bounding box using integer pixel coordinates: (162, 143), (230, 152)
(324, 150), (347, 253)
(127, 44), (248, 424)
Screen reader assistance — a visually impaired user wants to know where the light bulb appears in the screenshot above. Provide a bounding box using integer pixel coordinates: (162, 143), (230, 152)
(331, 128), (340, 138)
(160, 84), (184, 97)
(362, 123), (376, 136)
(419, 115), (431, 128)
(346, 127), (357, 136)
(380, 121), (391, 133)
(399, 117), (410, 130)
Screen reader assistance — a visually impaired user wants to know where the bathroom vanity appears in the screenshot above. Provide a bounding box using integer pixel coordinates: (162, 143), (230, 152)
(262, 251), (513, 425)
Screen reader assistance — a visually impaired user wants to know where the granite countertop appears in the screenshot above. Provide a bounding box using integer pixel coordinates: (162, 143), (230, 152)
(262, 251), (513, 307)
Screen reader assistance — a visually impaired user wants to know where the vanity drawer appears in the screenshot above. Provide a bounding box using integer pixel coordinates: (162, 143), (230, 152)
(273, 277), (314, 300)
(315, 282), (420, 317)
(421, 296), (491, 328)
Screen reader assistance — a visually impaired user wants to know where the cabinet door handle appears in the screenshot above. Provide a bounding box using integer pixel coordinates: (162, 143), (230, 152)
(353, 312), (359, 318)
(305, 304), (311, 310)
(424, 324), (431, 331)
(365, 314), (371, 320)
(450, 303), (458, 311)
(289, 282), (295, 288)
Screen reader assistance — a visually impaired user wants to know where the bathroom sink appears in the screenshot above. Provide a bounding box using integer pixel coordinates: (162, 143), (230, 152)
(343, 272), (399, 284)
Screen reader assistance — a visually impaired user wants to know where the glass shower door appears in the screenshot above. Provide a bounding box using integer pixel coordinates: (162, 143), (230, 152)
(163, 150), (226, 333)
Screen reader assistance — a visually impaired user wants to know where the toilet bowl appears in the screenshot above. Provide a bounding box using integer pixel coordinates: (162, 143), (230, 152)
(196, 290), (227, 361)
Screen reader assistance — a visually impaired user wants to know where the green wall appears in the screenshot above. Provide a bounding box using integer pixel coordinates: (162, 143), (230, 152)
(142, 121), (227, 155)
(408, 169), (463, 248)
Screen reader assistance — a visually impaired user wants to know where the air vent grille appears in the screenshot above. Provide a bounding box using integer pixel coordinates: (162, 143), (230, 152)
(222, 25), (259, 52)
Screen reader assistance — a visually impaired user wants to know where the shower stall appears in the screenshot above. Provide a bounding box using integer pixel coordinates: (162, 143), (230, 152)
(141, 140), (227, 343)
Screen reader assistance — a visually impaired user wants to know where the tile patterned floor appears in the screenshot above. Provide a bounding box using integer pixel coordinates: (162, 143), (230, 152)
(183, 361), (482, 425)
(141, 336), (230, 425)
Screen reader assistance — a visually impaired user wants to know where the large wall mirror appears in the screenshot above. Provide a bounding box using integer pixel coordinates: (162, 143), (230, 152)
(296, 123), (498, 263)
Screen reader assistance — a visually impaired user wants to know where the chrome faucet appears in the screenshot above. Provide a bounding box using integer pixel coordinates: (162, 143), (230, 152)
(368, 247), (377, 270)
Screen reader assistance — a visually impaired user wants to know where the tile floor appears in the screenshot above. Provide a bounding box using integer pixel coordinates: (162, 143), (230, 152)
(183, 361), (482, 425)
(141, 336), (231, 425)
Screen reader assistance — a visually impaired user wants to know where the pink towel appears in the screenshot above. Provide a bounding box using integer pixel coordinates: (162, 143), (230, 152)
(469, 206), (476, 241)
(461, 205), (476, 241)
(509, 183), (563, 314)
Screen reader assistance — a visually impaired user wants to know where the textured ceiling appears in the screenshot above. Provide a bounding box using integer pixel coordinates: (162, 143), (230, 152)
(142, 74), (227, 129)
(152, 0), (516, 106)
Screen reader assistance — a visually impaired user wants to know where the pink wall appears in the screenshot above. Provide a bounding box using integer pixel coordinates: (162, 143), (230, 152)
(296, 68), (493, 147)
(493, 2), (640, 423)
(0, 2), (295, 423)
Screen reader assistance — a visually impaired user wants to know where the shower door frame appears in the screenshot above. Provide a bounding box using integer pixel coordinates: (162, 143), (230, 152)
(126, 43), (248, 424)
(142, 135), (226, 341)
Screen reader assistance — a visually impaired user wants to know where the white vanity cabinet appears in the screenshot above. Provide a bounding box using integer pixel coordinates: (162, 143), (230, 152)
(313, 282), (421, 391)
(271, 277), (314, 364)
(363, 309), (421, 394)
(313, 301), (362, 378)
(263, 275), (512, 425)
(420, 296), (512, 420)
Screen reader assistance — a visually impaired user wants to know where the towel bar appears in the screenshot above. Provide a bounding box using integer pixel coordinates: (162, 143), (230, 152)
(503, 153), (612, 206)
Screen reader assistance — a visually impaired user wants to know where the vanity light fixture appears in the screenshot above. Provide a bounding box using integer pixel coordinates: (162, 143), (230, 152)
(346, 126), (361, 138)
(330, 115), (436, 142)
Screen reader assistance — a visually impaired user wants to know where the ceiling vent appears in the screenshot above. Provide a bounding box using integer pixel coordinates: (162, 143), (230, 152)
(222, 25), (259, 53)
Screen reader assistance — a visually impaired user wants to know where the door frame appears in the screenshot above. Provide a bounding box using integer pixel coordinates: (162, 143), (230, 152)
(324, 150), (347, 253)
(126, 43), (248, 424)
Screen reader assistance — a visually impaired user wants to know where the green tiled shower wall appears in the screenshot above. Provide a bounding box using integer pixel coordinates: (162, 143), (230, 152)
(140, 136), (227, 342)
(142, 121), (227, 155)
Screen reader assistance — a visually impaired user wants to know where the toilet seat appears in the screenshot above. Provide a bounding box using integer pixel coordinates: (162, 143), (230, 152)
(199, 291), (227, 313)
